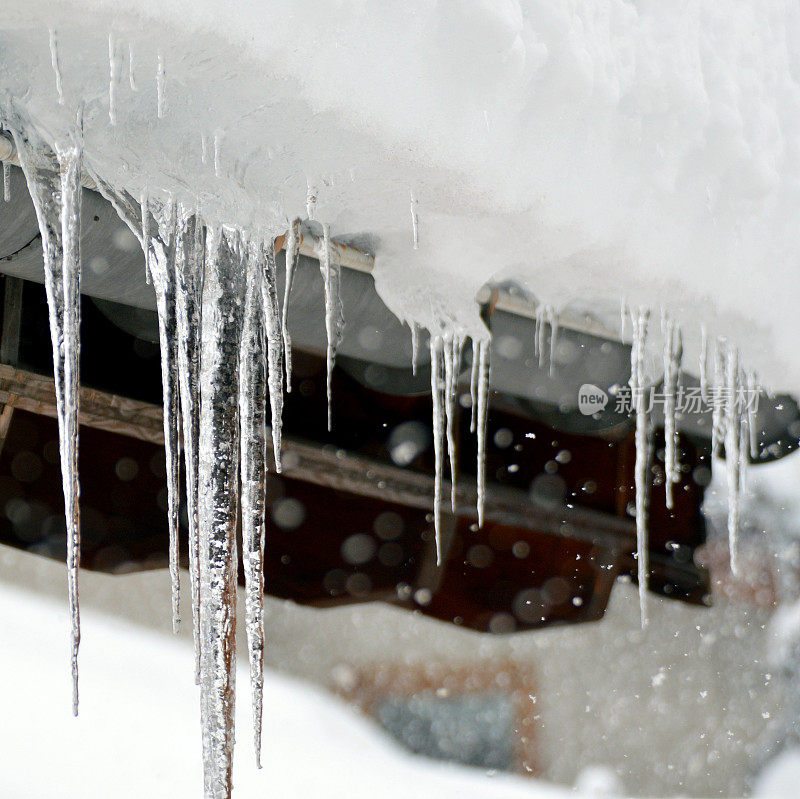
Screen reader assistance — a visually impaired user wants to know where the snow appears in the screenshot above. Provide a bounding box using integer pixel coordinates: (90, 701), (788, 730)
(4, 1), (800, 388)
(0, 557), (574, 799)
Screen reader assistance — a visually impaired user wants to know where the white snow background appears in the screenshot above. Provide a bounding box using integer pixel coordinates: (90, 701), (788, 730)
(0, 554), (575, 799)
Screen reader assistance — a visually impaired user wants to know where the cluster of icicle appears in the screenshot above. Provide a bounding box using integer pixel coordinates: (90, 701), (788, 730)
(622, 303), (758, 629)
(2, 101), (494, 797)
(426, 332), (491, 565)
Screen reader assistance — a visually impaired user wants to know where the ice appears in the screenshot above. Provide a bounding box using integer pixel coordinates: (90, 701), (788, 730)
(108, 34), (119, 126)
(198, 225), (245, 799)
(238, 238), (267, 767)
(157, 53), (166, 119)
(259, 238), (285, 471)
(318, 223), (344, 432)
(175, 208), (204, 683)
(48, 29), (64, 106)
(548, 309), (559, 378)
(3, 162), (10, 202)
(429, 335), (445, 565)
(629, 307), (651, 629)
(712, 340), (726, 458)
(700, 324), (709, 403)
(281, 218), (301, 392)
(410, 323), (419, 377)
(443, 334), (460, 513)
(144, 196), (182, 633)
(128, 43), (137, 91)
(58, 136), (83, 717)
(305, 182), (317, 219)
(619, 298), (627, 342)
(469, 338), (478, 434)
(214, 131), (222, 177)
(662, 316), (682, 510)
(410, 189), (419, 249)
(6, 107), (84, 713)
(747, 371), (759, 460)
(725, 345), (742, 575)
(475, 338), (490, 529)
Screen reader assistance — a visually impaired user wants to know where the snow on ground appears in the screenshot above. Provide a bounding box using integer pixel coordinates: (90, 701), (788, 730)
(0, 569), (577, 799)
(3, 1), (800, 387)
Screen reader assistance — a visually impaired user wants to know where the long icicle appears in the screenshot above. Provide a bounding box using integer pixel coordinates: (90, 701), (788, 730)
(410, 323), (419, 376)
(281, 218), (300, 392)
(430, 335), (445, 565)
(261, 238), (285, 471)
(630, 307), (652, 629)
(725, 345), (741, 576)
(476, 338), (490, 529)
(469, 337), (479, 434)
(662, 317), (682, 510)
(175, 208), (204, 682)
(699, 324), (709, 403)
(8, 113), (83, 713)
(443, 333), (459, 513)
(712, 339), (726, 457)
(239, 239), (267, 768)
(57, 135), (83, 717)
(319, 223), (344, 431)
(199, 226), (246, 799)
(146, 197), (181, 633)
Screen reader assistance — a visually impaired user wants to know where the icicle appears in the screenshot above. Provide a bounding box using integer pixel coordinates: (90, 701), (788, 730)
(410, 323), (419, 377)
(156, 52), (166, 118)
(214, 131), (223, 178)
(8, 111), (84, 713)
(281, 218), (300, 392)
(442, 334), (459, 513)
(535, 304), (548, 368)
(725, 346), (741, 576)
(699, 324), (709, 403)
(630, 307), (651, 629)
(739, 400), (749, 496)
(108, 34), (119, 125)
(175, 209), (204, 683)
(548, 308), (560, 378)
(49, 29), (65, 105)
(319, 223), (344, 431)
(128, 43), (137, 91)
(747, 371), (759, 459)
(662, 317), (683, 510)
(259, 237), (285, 471)
(476, 338), (490, 529)
(429, 336), (445, 565)
(711, 339), (726, 457)
(145, 197), (181, 633)
(306, 182), (317, 219)
(410, 189), (419, 249)
(198, 226), (246, 799)
(58, 136), (83, 716)
(139, 191), (152, 285)
(239, 240), (267, 768)
(3, 162), (10, 202)
(469, 338), (479, 434)
(620, 298), (627, 341)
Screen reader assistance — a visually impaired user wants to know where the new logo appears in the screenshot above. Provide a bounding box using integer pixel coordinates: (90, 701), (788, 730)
(578, 384), (608, 416)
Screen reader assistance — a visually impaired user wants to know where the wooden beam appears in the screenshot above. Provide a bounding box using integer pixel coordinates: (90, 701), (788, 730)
(0, 362), (700, 586)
